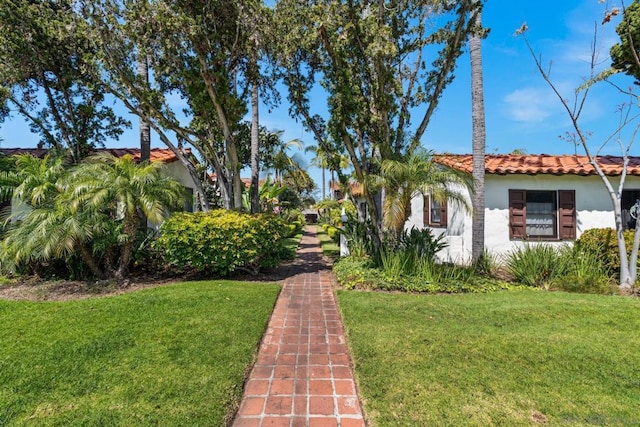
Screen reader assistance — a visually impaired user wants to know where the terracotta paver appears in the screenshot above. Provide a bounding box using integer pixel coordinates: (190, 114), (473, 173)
(233, 226), (365, 427)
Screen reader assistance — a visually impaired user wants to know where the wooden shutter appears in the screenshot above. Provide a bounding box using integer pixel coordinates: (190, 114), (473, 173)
(509, 190), (526, 239)
(439, 199), (448, 227)
(558, 190), (576, 240)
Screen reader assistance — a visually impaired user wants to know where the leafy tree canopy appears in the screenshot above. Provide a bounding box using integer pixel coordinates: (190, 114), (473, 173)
(610, 1), (640, 83)
(0, 0), (129, 163)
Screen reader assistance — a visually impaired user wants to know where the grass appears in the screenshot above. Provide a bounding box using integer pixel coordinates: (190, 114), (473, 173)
(337, 290), (640, 426)
(0, 280), (280, 426)
(316, 225), (340, 257)
(278, 231), (304, 260)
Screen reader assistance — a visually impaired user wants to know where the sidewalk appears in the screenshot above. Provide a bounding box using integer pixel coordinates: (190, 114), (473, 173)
(233, 227), (365, 427)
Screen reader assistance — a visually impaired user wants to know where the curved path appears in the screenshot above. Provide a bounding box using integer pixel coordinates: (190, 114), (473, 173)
(233, 226), (366, 427)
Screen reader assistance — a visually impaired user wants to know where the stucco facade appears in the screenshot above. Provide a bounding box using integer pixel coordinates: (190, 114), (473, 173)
(406, 173), (640, 264)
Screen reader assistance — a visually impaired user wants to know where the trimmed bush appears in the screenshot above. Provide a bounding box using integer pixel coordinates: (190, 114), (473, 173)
(575, 228), (640, 276)
(155, 210), (287, 276)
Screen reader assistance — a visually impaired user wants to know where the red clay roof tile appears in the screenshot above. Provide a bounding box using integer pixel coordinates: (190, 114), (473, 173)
(0, 148), (186, 163)
(435, 154), (640, 176)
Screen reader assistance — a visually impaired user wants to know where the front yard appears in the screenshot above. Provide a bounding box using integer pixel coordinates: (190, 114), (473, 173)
(338, 289), (640, 426)
(0, 280), (280, 426)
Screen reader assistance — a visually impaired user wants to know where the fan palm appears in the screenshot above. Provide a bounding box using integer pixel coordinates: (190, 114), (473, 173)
(380, 149), (471, 239)
(70, 153), (184, 279)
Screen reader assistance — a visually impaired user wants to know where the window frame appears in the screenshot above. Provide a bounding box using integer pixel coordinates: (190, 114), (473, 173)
(509, 189), (575, 241)
(423, 195), (447, 228)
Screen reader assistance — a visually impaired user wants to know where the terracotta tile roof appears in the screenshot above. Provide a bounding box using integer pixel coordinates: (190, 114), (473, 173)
(0, 147), (186, 163)
(103, 148), (185, 163)
(434, 154), (640, 176)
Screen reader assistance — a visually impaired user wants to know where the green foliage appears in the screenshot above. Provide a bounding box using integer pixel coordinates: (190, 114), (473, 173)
(274, 0), (480, 242)
(398, 227), (448, 261)
(610, 1), (640, 84)
(334, 255), (514, 294)
(575, 227), (640, 277)
(156, 210), (287, 276)
(0, 154), (183, 280)
(506, 243), (614, 294)
(506, 244), (559, 288)
(281, 208), (306, 237)
(316, 225), (340, 258)
(0, 1), (129, 163)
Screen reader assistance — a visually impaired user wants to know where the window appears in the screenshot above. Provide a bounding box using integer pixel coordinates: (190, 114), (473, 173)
(423, 195), (447, 227)
(622, 189), (640, 230)
(509, 190), (575, 240)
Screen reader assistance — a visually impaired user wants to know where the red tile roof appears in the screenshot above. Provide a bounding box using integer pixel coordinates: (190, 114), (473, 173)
(0, 148), (186, 163)
(435, 154), (640, 176)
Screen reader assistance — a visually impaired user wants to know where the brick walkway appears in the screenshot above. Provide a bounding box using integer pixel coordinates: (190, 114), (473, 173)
(233, 227), (365, 427)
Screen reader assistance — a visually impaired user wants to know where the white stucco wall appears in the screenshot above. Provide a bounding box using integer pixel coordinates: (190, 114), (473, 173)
(163, 160), (197, 190)
(405, 173), (640, 265)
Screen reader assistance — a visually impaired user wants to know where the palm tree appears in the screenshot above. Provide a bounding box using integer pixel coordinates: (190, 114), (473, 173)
(305, 144), (328, 200)
(0, 154), (105, 277)
(306, 144), (351, 200)
(70, 153), (183, 280)
(470, 3), (486, 264)
(380, 149), (471, 240)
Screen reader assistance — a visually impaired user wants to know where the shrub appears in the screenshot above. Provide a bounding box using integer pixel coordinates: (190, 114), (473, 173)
(575, 228), (640, 277)
(506, 243), (614, 294)
(155, 210), (287, 276)
(326, 225), (340, 242)
(506, 244), (561, 288)
(281, 209), (306, 237)
(398, 227), (448, 261)
(552, 245), (616, 294)
(334, 255), (514, 294)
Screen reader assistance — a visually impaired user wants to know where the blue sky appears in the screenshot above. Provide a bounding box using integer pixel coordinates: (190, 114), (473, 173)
(0, 0), (633, 193)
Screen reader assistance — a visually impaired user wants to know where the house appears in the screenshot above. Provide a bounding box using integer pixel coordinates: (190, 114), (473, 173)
(0, 147), (199, 213)
(405, 154), (640, 264)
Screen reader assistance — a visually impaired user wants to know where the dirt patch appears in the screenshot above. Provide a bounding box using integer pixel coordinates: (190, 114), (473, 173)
(0, 259), (304, 302)
(0, 277), (181, 301)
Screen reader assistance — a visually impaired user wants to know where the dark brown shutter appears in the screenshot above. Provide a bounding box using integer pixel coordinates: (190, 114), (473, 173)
(509, 190), (526, 239)
(558, 190), (576, 240)
(440, 199), (448, 227)
(423, 196), (429, 226)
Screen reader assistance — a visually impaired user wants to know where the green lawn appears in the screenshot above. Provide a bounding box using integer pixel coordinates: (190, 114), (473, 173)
(316, 225), (340, 257)
(337, 290), (640, 426)
(279, 231), (304, 260)
(0, 280), (280, 426)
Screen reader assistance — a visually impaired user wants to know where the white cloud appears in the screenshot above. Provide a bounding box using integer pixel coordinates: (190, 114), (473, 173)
(503, 87), (557, 123)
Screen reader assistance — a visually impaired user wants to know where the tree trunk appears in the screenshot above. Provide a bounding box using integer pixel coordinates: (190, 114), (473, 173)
(470, 6), (486, 265)
(321, 166), (326, 200)
(79, 242), (104, 279)
(250, 81), (261, 213)
(137, 55), (151, 162)
(115, 215), (139, 282)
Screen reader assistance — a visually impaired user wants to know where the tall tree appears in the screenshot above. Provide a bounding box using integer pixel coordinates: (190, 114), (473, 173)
(470, 3), (486, 264)
(84, 0), (268, 210)
(519, 3), (640, 289)
(137, 55), (151, 162)
(0, 0), (129, 163)
(274, 0), (480, 244)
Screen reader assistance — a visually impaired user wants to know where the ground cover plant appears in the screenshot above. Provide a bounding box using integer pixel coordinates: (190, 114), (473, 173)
(316, 225), (340, 258)
(338, 290), (640, 426)
(0, 280), (280, 425)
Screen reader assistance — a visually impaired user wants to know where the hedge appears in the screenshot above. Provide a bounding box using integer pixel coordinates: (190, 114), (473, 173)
(155, 210), (287, 276)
